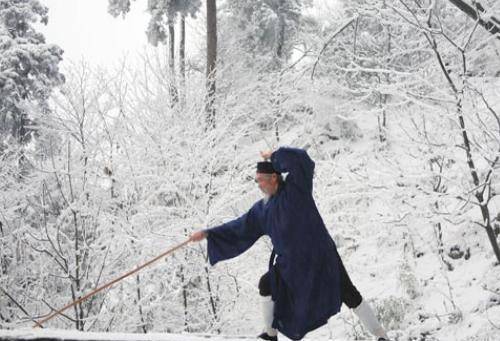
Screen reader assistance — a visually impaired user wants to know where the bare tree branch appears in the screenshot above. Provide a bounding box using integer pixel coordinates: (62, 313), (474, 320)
(311, 16), (357, 80)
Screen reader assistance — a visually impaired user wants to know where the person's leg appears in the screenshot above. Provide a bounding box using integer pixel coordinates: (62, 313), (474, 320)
(258, 271), (278, 339)
(338, 252), (389, 340)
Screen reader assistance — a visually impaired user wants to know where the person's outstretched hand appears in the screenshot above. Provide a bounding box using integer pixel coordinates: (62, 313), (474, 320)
(260, 150), (273, 160)
(190, 230), (207, 242)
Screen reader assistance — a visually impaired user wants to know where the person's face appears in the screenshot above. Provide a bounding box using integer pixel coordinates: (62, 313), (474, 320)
(255, 172), (278, 196)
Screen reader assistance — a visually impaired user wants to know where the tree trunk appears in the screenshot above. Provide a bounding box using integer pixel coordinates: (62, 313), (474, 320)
(181, 262), (189, 331)
(275, 0), (286, 69)
(179, 14), (186, 107)
(378, 26), (391, 143)
(18, 113), (27, 144)
(206, 0), (217, 130)
(135, 274), (147, 333)
(169, 22), (179, 107)
(204, 264), (219, 331)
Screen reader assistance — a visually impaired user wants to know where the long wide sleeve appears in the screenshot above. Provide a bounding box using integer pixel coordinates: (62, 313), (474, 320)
(271, 147), (315, 193)
(205, 203), (264, 266)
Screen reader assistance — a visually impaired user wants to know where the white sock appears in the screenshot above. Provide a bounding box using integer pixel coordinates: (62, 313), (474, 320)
(261, 296), (277, 337)
(353, 299), (388, 339)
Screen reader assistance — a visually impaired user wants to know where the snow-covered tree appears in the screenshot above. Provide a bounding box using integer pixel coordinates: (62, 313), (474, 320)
(220, 0), (311, 70)
(108, 0), (201, 107)
(108, 0), (201, 45)
(0, 0), (64, 145)
(0, 62), (127, 331)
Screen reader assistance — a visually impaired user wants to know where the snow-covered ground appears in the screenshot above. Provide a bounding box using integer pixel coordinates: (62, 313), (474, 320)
(0, 328), (385, 340)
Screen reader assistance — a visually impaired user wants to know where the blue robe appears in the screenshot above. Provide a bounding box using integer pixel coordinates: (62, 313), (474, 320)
(206, 147), (342, 340)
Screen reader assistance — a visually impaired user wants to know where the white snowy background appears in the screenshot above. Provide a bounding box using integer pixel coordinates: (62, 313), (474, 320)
(1, 0), (500, 340)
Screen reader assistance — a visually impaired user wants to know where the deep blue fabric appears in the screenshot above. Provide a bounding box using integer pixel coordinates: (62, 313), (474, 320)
(206, 147), (342, 340)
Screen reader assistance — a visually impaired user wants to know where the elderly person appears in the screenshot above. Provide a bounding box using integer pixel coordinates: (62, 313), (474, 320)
(191, 147), (389, 341)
